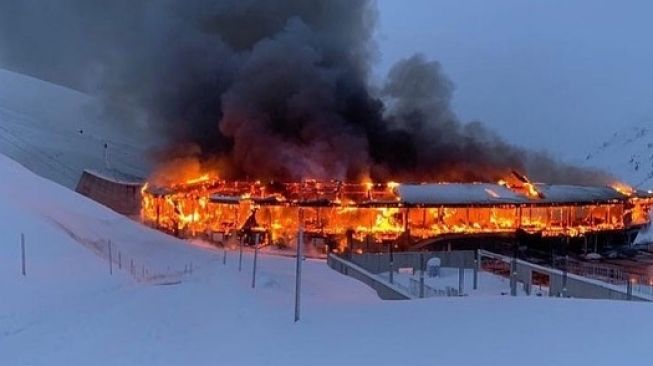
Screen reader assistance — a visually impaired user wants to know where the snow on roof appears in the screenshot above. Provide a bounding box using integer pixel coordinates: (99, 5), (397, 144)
(397, 183), (628, 206)
(533, 184), (625, 204)
(634, 189), (653, 199)
(83, 169), (144, 186)
(397, 183), (528, 206)
(146, 180), (632, 206)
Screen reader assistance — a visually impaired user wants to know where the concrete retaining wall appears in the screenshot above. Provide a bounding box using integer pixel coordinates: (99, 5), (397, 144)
(75, 170), (143, 216)
(327, 254), (412, 300)
(348, 250), (476, 274)
(480, 250), (651, 301)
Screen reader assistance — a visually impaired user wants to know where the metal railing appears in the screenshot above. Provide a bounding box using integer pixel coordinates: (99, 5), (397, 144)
(408, 278), (459, 297)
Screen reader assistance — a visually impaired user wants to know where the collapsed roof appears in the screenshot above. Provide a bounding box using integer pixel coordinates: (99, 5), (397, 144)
(146, 180), (644, 207)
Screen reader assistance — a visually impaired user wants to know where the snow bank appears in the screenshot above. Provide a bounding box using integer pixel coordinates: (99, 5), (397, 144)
(2, 153), (653, 366)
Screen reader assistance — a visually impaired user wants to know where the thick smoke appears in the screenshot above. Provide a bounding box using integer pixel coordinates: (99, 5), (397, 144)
(0, 0), (613, 184)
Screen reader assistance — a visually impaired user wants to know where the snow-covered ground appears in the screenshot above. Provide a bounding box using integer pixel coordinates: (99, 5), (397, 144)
(2, 151), (653, 365)
(0, 68), (152, 188)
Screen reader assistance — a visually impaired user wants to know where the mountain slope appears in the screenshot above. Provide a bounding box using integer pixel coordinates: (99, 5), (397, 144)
(0, 68), (152, 188)
(583, 125), (653, 188)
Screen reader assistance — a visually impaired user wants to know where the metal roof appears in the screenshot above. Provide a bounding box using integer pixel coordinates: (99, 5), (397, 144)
(396, 183), (528, 206)
(83, 169), (144, 186)
(532, 184), (626, 205)
(396, 183), (628, 206)
(148, 180), (632, 207)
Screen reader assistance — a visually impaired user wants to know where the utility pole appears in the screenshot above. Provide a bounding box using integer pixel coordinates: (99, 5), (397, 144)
(389, 242), (394, 284)
(251, 241), (259, 289)
(294, 208), (304, 322)
(473, 249), (479, 290)
(238, 235), (244, 272)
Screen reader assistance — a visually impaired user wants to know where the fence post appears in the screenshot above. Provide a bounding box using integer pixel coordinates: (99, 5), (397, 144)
(223, 246), (227, 265)
(108, 240), (113, 275)
(118, 251), (122, 270)
(20, 233), (26, 276)
(473, 249), (479, 290)
(627, 279), (633, 300)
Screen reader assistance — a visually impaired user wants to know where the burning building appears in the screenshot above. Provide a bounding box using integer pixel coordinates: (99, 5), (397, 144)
(140, 172), (653, 253)
(12, 0), (648, 253)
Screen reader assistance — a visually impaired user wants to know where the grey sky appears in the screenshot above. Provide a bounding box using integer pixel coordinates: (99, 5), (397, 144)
(376, 0), (653, 160)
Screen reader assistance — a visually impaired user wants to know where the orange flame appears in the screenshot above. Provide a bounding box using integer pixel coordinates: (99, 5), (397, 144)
(140, 170), (650, 250)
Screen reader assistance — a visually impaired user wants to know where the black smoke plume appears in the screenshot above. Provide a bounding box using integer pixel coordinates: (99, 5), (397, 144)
(0, 0), (613, 184)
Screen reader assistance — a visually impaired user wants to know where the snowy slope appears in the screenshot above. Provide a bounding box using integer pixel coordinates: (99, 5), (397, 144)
(2, 153), (653, 365)
(582, 125), (653, 188)
(0, 68), (152, 188)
